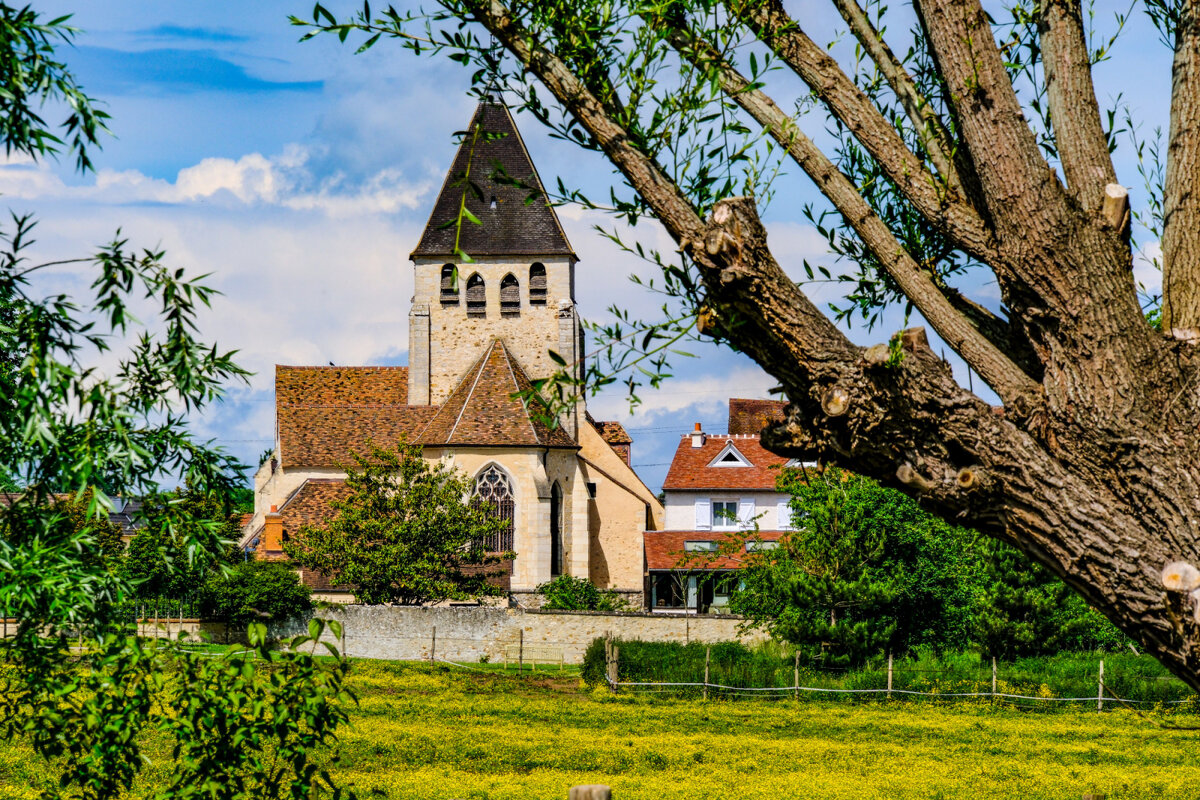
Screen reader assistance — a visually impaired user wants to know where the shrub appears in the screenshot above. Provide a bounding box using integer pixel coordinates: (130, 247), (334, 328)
(537, 575), (632, 611)
(198, 560), (312, 629)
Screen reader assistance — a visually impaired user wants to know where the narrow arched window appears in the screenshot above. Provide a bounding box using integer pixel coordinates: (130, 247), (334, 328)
(473, 465), (515, 552)
(440, 264), (459, 305)
(500, 273), (520, 317)
(550, 481), (563, 577)
(466, 273), (486, 318)
(529, 262), (547, 305)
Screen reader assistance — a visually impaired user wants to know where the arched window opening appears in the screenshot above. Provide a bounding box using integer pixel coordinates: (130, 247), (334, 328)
(440, 264), (459, 305)
(466, 273), (486, 318)
(500, 273), (521, 317)
(529, 262), (547, 305)
(550, 482), (563, 577)
(472, 465), (515, 552)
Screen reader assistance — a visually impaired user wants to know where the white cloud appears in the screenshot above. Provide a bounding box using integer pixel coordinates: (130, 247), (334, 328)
(0, 145), (433, 219)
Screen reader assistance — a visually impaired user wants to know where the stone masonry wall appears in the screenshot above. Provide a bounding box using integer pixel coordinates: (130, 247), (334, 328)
(272, 606), (766, 664)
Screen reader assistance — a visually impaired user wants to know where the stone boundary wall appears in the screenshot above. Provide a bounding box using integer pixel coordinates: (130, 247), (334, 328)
(272, 606), (767, 664)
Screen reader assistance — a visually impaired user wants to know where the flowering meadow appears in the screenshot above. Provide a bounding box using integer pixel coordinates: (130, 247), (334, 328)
(1, 659), (1197, 799)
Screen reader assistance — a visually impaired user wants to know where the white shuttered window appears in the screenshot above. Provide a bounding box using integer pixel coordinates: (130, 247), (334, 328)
(738, 497), (756, 528)
(695, 498), (712, 530)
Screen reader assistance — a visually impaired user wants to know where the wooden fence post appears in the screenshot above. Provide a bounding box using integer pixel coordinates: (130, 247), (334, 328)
(793, 651), (799, 702)
(569, 785), (612, 800)
(1097, 660), (1105, 712)
(704, 646), (710, 701)
(887, 651), (893, 700)
(430, 626), (436, 665)
(992, 657), (997, 698)
(519, 628), (524, 672)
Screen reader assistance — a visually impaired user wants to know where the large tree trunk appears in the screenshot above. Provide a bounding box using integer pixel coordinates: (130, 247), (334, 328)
(454, 0), (1200, 691)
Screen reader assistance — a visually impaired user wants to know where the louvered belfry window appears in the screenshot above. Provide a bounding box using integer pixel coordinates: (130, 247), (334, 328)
(500, 273), (520, 317)
(529, 262), (547, 305)
(472, 465), (515, 552)
(466, 273), (486, 317)
(440, 264), (459, 304)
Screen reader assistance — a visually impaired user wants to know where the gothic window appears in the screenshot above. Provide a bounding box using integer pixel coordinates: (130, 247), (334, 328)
(440, 264), (459, 305)
(529, 262), (547, 305)
(472, 465), (515, 552)
(550, 482), (563, 577)
(500, 273), (521, 317)
(466, 273), (486, 318)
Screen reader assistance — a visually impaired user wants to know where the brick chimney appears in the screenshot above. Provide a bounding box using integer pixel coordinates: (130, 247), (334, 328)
(690, 422), (706, 448)
(263, 505), (283, 554)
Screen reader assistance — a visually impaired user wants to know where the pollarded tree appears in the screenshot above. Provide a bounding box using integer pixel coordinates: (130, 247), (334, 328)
(285, 441), (513, 605)
(300, 1), (1200, 688)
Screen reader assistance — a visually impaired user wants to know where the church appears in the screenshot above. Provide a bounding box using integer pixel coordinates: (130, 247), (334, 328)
(242, 102), (664, 606)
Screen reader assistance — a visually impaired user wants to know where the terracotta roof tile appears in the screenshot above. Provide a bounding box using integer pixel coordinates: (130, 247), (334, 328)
(417, 339), (576, 448)
(277, 366), (410, 406)
(644, 530), (786, 571)
(278, 405), (437, 467)
(276, 366), (436, 467)
(592, 419), (632, 444)
(661, 434), (790, 491)
(411, 103), (574, 259)
(728, 398), (787, 435)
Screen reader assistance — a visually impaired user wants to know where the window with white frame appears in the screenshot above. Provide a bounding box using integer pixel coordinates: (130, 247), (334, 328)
(745, 539), (779, 552)
(712, 500), (739, 529)
(684, 540), (719, 552)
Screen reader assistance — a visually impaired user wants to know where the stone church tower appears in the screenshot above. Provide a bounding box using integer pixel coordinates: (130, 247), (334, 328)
(407, 103), (583, 437)
(247, 101), (664, 606)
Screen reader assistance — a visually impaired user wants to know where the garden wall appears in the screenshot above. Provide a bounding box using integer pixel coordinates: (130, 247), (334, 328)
(272, 606), (767, 664)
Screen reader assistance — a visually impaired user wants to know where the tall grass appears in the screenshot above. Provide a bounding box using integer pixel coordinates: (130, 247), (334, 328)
(581, 638), (1196, 706)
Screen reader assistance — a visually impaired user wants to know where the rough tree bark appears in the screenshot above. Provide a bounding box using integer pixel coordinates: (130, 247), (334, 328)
(457, 0), (1200, 689)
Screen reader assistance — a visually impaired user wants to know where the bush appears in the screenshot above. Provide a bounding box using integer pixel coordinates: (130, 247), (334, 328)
(581, 637), (766, 688)
(198, 560), (312, 629)
(537, 575), (632, 611)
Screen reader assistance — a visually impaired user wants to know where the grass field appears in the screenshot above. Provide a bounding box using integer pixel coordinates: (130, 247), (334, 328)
(1, 659), (1198, 800)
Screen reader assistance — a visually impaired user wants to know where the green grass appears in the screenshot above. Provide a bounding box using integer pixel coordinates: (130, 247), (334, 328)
(2, 659), (1197, 800)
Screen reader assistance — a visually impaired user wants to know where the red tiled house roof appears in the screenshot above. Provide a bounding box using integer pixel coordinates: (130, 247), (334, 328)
(276, 366), (437, 468)
(417, 339), (576, 448)
(644, 530), (786, 571)
(662, 434), (790, 491)
(727, 398), (787, 435)
(268, 478), (354, 591)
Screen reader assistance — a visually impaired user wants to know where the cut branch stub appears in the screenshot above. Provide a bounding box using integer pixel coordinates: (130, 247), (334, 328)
(896, 462), (937, 492)
(697, 304), (720, 336)
(820, 385), (851, 417)
(899, 326), (931, 353)
(956, 465), (988, 491)
(1101, 183), (1130, 238)
(863, 343), (891, 366)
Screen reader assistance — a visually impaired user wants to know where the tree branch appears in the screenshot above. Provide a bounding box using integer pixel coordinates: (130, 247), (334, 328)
(828, 0), (965, 197)
(666, 31), (1038, 403)
(1162, 4), (1200, 330)
(941, 288), (1042, 379)
(1040, 0), (1118, 212)
(914, 0), (1069, 237)
(726, 0), (999, 263)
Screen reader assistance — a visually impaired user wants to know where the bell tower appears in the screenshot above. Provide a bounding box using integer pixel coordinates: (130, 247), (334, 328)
(408, 102), (582, 435)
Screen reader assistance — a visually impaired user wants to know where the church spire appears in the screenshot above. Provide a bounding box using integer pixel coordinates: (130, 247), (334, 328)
(411, 102), (574, 259)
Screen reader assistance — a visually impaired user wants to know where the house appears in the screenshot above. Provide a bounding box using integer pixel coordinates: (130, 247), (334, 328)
(643, 399), (801, 613)
(243, 101), (664, 606)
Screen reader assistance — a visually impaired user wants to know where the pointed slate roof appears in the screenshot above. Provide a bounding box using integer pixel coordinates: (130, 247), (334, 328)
(417, 339), (576, 448)
(411, 102), (574, 259)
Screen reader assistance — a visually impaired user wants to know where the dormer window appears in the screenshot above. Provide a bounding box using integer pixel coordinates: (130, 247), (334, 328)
(466, 273), (486, 318)
(708, 440), (752, 468)
(440, 264), (459, 305)
(500, 273), (520, 317)
(529, 262), (547, 305)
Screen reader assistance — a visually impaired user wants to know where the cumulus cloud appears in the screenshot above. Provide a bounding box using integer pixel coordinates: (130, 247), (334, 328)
(0, 145), (433, 219)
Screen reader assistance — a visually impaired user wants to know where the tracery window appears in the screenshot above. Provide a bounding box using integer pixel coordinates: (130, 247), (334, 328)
(473, 465), (515, 552)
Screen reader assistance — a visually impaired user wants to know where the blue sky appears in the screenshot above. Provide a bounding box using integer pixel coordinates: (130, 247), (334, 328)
(6, 2), (1172, 492)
